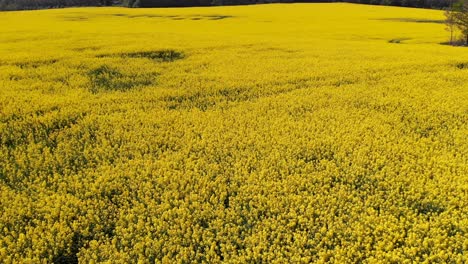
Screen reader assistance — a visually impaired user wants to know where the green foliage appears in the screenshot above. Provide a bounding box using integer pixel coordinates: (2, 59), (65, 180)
(454, 0), (468, 43)
(128, 0), (453, 8)
(0, 0), (455, 10)
(445, 0), (468, 45)
(0, 0), (110, 10)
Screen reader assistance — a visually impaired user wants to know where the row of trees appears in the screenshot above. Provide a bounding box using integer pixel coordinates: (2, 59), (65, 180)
(125, 0), (454, 8)
(0, 0), (112, 10)
(123, 0), (317, 8)
(346, 0), (452, 8)
(0, 0), (458, 10)
(445, 0), (468, 45)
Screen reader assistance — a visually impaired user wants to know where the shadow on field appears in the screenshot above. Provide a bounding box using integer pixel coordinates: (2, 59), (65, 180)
(88, 65), (155, 93)
(121, 50), (185, 62)
(388, 38), (411, 44)
(14, 59), (59, 69)
(97, 49), (184, 63)
(113, 14), (234, 20)
(88, 50), (184, 93)
(455, 62), (468, 69)
(374, 18), (445, 24)
(62, 16), (88, 21)
(440, 41), (468, 48)
(53, 254), (78, 264)
(411, 200), (446, 216)
(71, 46), (102, 52)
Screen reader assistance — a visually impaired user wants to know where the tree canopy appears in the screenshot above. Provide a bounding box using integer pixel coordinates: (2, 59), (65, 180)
(0, 0), (456, 11)
(129, 0), (452, 8)
(0, 0), (111, 10)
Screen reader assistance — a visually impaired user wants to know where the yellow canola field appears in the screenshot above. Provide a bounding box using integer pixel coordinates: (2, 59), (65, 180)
(0, 3), (467, 263)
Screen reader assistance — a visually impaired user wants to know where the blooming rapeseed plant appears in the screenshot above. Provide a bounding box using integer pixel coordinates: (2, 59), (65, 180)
(0, 3), (467, 263)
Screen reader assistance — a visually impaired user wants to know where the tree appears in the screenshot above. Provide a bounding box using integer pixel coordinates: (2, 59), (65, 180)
(445, 0), (456, 45)
(445, 0), (468, 45)
(100, 0), (113, 5)
(453, 0), (468, 44)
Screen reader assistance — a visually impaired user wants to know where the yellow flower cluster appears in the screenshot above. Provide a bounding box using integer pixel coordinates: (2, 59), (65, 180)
(0, 3), (467, 263)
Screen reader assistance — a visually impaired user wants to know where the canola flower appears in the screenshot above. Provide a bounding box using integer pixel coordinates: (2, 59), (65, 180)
(0, 3), (467, 263)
